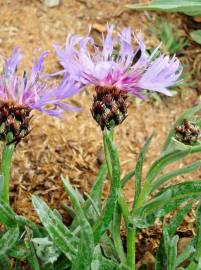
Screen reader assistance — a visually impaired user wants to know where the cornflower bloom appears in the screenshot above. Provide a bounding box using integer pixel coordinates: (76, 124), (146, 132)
(0, 48), (81, 144)
(54, 25), (182, 129)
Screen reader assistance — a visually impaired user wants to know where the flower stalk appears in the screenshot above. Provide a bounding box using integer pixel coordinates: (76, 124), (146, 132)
(0, 140), (15, 204)
(103, 128), (136, 269)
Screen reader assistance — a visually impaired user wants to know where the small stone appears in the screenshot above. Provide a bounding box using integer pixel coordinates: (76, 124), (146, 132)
(44, 0), (60, 8)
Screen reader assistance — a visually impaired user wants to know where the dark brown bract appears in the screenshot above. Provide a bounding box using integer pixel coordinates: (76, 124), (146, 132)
(0, 101), (32, 145)
(175, 119), (200, 144)
(91, 86), (128, 130)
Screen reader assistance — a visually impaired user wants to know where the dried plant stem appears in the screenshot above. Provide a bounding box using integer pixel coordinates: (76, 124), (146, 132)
(0, 142), (15, 205)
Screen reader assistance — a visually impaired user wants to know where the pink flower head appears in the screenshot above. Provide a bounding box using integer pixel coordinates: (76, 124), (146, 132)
(54, 25), (182, 98)
(0, 48), (81, 117)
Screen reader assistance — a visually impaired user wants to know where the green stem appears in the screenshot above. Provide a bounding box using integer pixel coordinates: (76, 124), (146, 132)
(112, 204), (127, 265)
(0, 143), (15, 205)
(127, 226), (136, 270)
(103, 129), (136, 269)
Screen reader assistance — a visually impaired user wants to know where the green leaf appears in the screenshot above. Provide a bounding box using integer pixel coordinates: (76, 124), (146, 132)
(25, 228), (40, 270)
(32, 195), (78, 261)
(8, 243), (28, 260)
(186, 201), (201, 269)
(0, 200), (17, 227)
(156, 202), (194, 269)
(63, 178), (94, 270)
(134, 145), (201, 209)
(32, 237), (60, 265)
(100, 234), (119, 261)
(126, 0), (201, 16)
(53, 254), (71, 270)
(0, 226), (19, 258)
(133, 133), (154, 208)
(70, 163), (107, 230)
(111, 205), (126, 264)
(163, 228), (178, 270)
(166, 202), (193, 237)
(162, 104), (201, 153)
(136, 181), (201, 218)
(91, 245), (103, 270)
(151, 160), (201, 192)
(93, 130), (121, 243)
(0, 256), (11, 270)
(191, 30), (201, 45)
(15, 215), (41, 236)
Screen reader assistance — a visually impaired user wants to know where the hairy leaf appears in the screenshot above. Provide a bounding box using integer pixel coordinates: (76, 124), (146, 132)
(32, 195), (78, 261)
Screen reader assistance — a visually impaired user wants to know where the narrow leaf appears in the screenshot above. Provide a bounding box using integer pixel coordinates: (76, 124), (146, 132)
(151, 160), (201, 192)
(63, 178), (94, 270)
(32, 195), (78, 261)
(0, 226), (19, 258)
(126, 0), (201, 17)
(133, 133), (154, 208)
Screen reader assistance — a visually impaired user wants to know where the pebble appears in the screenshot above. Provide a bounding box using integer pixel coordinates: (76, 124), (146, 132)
(44, 0), (60, 8)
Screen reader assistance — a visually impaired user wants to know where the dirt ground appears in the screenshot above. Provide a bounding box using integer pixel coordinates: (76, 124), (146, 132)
(0, 0), (201, 265)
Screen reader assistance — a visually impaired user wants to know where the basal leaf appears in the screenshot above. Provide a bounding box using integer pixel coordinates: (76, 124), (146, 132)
(0, 200), (17, 227)
(0, 226), (19, 258)
(25, 228), (40, 270)
(63, 178), (94, 270)
(126, 0), (201, 17)
(32, 195), (78, 261)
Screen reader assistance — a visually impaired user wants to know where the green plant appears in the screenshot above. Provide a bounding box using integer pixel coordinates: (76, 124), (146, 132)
(127, 0), (201, 46)
(0, 105), (201, 269)
(148, 18), (187, 55)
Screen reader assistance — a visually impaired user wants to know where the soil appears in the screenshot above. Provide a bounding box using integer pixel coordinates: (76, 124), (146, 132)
(0, 0), (201, 267)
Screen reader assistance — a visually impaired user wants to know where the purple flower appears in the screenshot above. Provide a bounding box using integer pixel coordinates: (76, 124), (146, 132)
(54, 25), (182, 98)
(0, 48), (82, 144)
(0, 48), (81, 116)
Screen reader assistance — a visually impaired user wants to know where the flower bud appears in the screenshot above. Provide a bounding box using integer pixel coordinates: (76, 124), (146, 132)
(0, 101), (31, 145)
(91, 86), (128, 130)
(175, 119), (200, 144)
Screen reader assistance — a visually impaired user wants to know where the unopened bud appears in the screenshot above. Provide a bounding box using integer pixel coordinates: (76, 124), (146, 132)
(91, 86), (128, 130)
(0, 101), (31, 145)
(175, 119), (200, 144)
